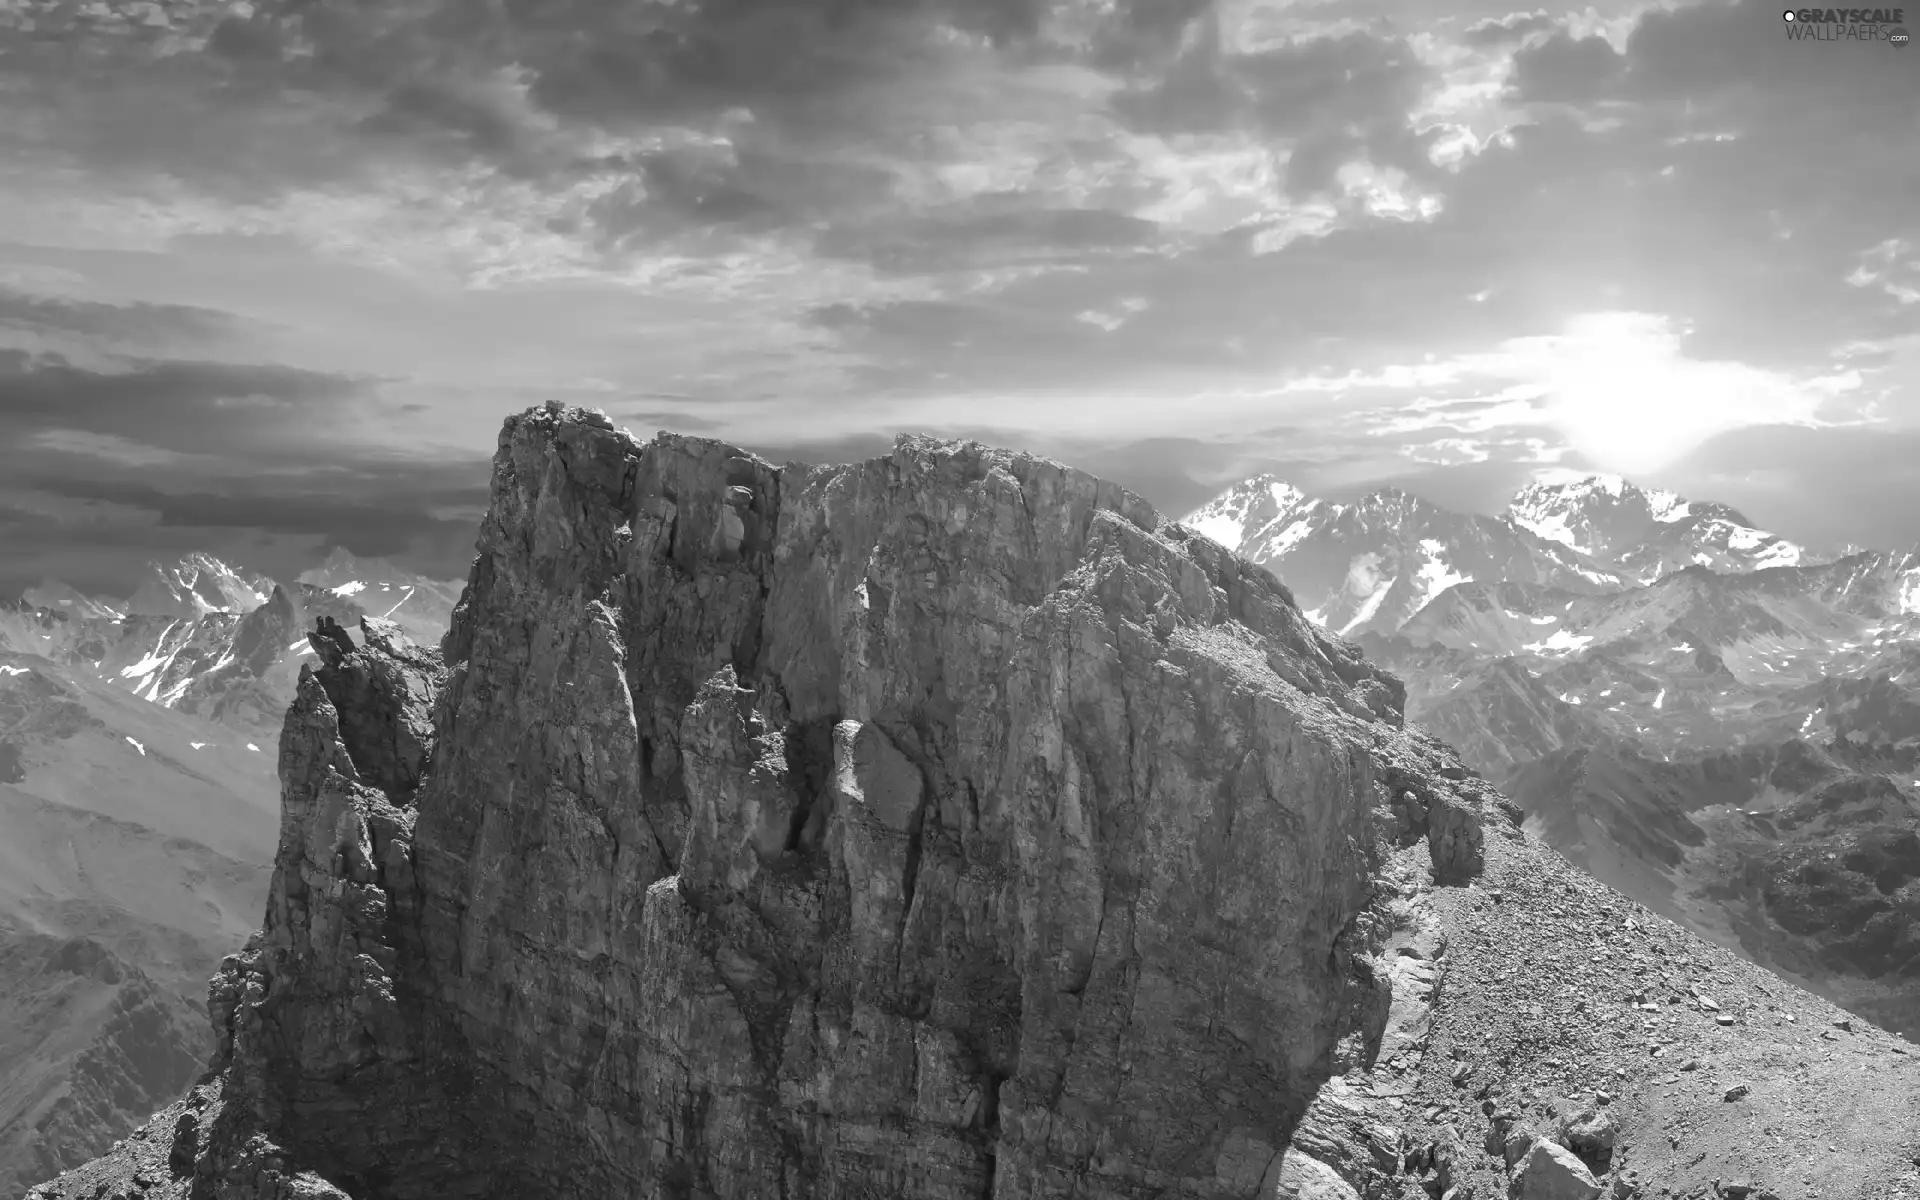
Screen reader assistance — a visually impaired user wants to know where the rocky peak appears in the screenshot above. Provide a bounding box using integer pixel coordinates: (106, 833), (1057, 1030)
(1507, 473), (1822, 581)
(1181, 472), (1312, 550)
(226, 584), (300, 676)
(34, 404), (1507, 1199)
(1181, 474), (1626, 639)
(298, 615), (441, 801)
(123, 553), (270, 619)
(33, 405), (1920, 1200)
(299, 545), (440, 593)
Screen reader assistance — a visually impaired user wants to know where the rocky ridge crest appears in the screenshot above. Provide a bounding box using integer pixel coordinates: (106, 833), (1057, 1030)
(27, 405), (1920, 1200)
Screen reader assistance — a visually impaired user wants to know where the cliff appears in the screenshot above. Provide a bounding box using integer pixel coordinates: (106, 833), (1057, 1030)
(27, 404), (1920, 1200)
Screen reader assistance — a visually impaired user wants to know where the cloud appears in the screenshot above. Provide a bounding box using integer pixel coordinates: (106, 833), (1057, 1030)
(1507, 32), (1623, 102)
(0, 441), (492, 598)
(777, 0), (1920, 459)
(1468, 311), (1860, 475)
(0, 286), (244, 349)
(0, 347), (369, 458)
(1663, 424), (1920, 552)
(1461, 10), (1558, 46)
(3, 0), (1918, 575)
(0, 332), (487, 595)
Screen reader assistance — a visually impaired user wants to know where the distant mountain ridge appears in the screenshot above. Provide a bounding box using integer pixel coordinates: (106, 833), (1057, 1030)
(1183, 471), (1840, 639)
(2, 549), (463, 744)
(1183, 474), (1625, 636)
(1507, 470), (1815, 579)
(0, 544), (464, 1194)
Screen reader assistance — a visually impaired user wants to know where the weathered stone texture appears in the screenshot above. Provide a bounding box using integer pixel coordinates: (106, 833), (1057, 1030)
(30, 403), (1500, 1200)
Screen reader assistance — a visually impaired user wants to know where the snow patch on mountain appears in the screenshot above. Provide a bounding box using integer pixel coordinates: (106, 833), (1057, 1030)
(1726, 525), (1765, 551)
(1345, 552), (1386, 596)
(1343, 580), (1394, 636)
(1523, 630), (1594, 656)
(119, 643), (178, 681)
(1646, 489), (1689, 522)
(1415, 539), (1469, 608)
(376, 586), (420, 620)
(1180, 475), (1307, 551)
(1252, 514), (1318, 559)
(126, 553), (272, 618)
(1330, 552), (1393, 635)
(1183, 503), (1252, 550)
(1512, 507), (1584, 553)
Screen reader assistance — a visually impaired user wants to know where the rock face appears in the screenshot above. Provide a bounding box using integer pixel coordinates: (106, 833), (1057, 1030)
(28, 404), (1512, 1199)
(1509, 1140), (1601, 1200)
(32, 406), (1920, 1200)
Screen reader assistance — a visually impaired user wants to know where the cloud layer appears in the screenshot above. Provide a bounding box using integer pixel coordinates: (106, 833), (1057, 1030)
(0, 0), (1915, 593)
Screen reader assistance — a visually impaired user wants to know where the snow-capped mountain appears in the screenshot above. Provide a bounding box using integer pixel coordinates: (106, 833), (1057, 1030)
(1179, 474), (1314, 555)
(122, 552), (275, 618)
(0, 550), (463, 742)
(295, 546), (465, 646)
(1507, 471), (1822, 582)
(1182, 477), (1624, 637)
(1371, 549), (1920, 756)
(1399, 550), (1920, 674)
(1185, 471), (1853, 638)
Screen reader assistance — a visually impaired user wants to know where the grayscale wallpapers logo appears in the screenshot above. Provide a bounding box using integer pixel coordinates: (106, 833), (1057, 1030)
(1782, 7), (1911, 42)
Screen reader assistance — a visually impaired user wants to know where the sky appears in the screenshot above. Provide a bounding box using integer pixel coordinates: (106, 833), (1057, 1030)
(0, 0), (1916, 595)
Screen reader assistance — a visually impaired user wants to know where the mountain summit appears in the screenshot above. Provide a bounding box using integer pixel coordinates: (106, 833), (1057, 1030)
(1, 552), (463, 744)
(123, 553), (274, 619)
(1183, 477), (1619, 637)
(1506, 471), (1812, 581)
(34, 405), (1920, 1200)
(1180, 473), (1313, 552)
(1182, 471), (1833, 639)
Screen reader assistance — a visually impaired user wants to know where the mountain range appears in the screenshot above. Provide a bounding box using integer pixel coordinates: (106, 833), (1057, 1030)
(1186, 470), (1920, 1034)
(7, 444), (1920, 1197)
(0, 550), (463, 1196)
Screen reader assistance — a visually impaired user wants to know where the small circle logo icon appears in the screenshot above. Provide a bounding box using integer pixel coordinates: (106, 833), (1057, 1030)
(1782, 8), (1795, 18)
(1891, 25), (1911, 44)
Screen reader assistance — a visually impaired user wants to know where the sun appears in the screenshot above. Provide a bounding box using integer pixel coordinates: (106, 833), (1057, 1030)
(1497, 312), (1830, 476)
